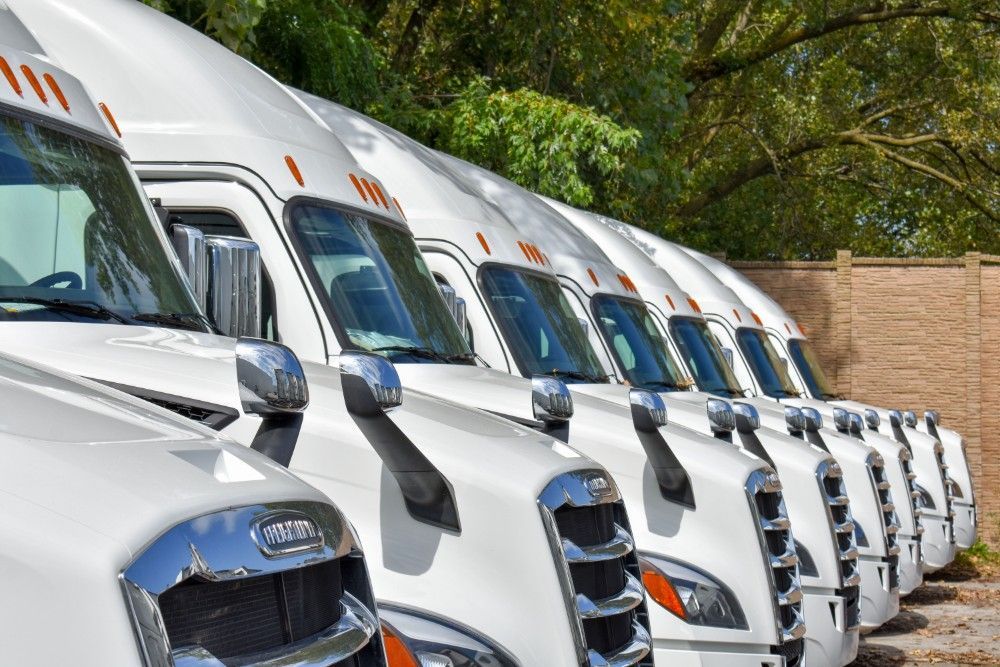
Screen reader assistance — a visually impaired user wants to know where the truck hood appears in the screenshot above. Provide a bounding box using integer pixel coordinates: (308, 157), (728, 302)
(0, 347), (327, 560)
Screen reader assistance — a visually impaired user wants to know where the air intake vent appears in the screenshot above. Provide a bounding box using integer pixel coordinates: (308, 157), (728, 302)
(869, 455), (901, 592)
(936, 444), (957, 545)
(93, 380), (239, 431)
(746, 469), (806, 659)
(817, 461), (862, 590)
(539, 471), (653, 667)
(121, 502), (384, 667)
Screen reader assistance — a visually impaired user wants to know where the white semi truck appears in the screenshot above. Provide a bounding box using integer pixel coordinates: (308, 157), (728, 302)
(545, 200), (915, 614)
(303, 98), (822, 666)
(5, 2), (650, 664)
(684, 248), (976, 552)
(623, 229), (956, 575)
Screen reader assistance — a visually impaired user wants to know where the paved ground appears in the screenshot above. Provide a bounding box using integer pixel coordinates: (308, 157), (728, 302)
(853, 554), (1000, 665)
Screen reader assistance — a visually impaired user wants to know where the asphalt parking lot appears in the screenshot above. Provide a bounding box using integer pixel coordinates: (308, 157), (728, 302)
(854, 551), (1000, 665)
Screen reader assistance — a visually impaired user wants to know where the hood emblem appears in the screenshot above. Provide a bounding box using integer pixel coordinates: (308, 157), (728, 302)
(252, 510), (324, 558)
(585, 473), (613, 498)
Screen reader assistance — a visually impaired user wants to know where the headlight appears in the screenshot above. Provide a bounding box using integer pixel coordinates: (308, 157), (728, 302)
(903, 410), (918, 428)
(864, 409), (881, 430)
(707, 398), (735, 434)
(914, 483), (936, 510)
(784, 406), (806, 433)
(832, 407), (850, 432)
(638, 553), (748, 629)
(379, 604), (517, 667)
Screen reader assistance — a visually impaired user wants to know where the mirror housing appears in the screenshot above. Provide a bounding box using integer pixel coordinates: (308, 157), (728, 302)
(924, 410), (941, 426)
(864, 409), (881, 430)
(532, 375), (573, 424)
(800, 407), (823, 432)
(340, 352), (404, 414)
(721, 347), (735, 369)
(832, 407), (851, 433)
(169, 224), (208, 312)
(437, 283), (468, 334)
(204, 235), (262, 339)
(732, 403), (760, 433)
(888, 410), (903, 428)
(784, 406), (806, 434)
(235, 338), (309, 415)
(848, 412), (864, 437)
(629, 389), (668, 432)
(577, 317), (590, 339)
(903, 410), (918, 428)
(706, 398), (735, 435)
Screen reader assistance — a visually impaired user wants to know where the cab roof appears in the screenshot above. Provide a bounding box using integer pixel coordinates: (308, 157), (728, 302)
(9, 0), (401, 220)
(0, 4), (120, 146)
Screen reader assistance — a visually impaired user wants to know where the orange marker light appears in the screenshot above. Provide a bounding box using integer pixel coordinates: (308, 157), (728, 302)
(381, 623), (419, 667)
(476, 232), (491, 255)
(665, 294), (675, 310)
(392, 197), (407, 220)
(371, 181), (390, 209)
(360, 178), (380, 204)
(98, 102), (122, 138)
(284, 155), (304, 187)
(687, 297), (701, 313)
(348, 173), (368, 202)
(785, 322), (792, 334)
(43, 73), (69, 112)
(530, 244), (544, 264)
(517, 241), (533, 262)
(587, 268), (600, 287)
(798, 322), (808, 336)
(0, 57), (22, 97)
(639, 557), (687, 620)
(19, 65), (46, 104)
(733, 309), (742, 323)
(751, 311), (763, 326)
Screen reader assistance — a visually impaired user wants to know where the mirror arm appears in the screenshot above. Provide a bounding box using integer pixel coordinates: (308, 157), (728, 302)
(249, 413), (305, 467)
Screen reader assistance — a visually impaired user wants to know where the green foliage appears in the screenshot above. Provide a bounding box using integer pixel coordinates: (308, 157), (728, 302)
(143, 0), (1000, 259)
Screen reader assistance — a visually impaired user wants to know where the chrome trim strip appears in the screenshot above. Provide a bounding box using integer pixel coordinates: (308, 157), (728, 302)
(563, 525), (634, 563)
(587, 621), (652, 667)
(172, 592), (377, 667)
(576, 572), (644, 619)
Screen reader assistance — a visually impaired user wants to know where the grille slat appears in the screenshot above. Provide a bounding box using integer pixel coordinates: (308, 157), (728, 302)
(936, 445), (958, 544)
(818, 460), (863, 627)
(869, 456), (901, 591)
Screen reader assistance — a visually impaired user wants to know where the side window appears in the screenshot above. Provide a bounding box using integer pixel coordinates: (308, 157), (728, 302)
(169, 210), (279, 341)
(707, 320), (756, 393)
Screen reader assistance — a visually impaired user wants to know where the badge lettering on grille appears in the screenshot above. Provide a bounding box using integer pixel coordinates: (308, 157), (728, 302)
(251, 511), (324, 557)
(584, 473), (613, 498)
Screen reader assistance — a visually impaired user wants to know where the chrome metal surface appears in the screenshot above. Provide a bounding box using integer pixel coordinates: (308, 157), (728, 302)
(816, 459), (863, 588)
(629, 388), (667, 428)
(801, 407), (823, 432)
(732, 402), (760, 433)
(865, 409), (881, 430)
(235, 338), (309, 415)
(575, 572), (644, 618)
(832, 407), (850, 432)
(903, 411), (918, 428)
(784, 406), (806, 433)
(706, 398), (735, 433)
(251, 510), (324, 558)
(170, 224), (208, 312)
(586, 621), (651, 667)
(532, 374), (574, 422)
(562, 525), (635, 563)
(339, 351), (403, 410)
(205, 235), (261, 338)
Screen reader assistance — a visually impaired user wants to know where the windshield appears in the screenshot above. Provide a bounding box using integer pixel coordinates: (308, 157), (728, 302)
(591, 294), (688, 392)
(288, 201), (472, 363)
(735, 327), (800, 398)
(480, 265), (606, 382)
(669, 316), (744, 397)
(788, 338), (838, 399)
(0, 113), (203, 328)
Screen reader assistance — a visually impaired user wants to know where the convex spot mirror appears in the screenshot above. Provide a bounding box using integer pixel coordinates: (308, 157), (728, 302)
(235, 338), (309, 415)
(340, 351), (404, 413)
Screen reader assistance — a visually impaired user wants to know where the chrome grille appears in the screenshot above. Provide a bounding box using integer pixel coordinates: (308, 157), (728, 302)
(899, 449), (925, 537)
(746, 469), (806, 660)
(936, 444), (957, 544)
(868, 454), (901, 591)
(817, 461), (862, 590)
(121, 502), (383, 667)
(539, 471), (653, 667)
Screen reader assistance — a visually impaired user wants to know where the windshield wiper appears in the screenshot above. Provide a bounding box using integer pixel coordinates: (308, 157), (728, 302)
(0, 297), (131, 324)
(132, 312), (217, 333)
(442, 351), (479, 364)
(549, 369), (609, 384)
(373, 345), (453, 363)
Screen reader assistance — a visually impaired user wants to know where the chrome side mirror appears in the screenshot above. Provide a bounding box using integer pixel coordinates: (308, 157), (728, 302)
(532, 375), (573, 423)
(924, 410), (940, 427)
(888, 410), (903, 428)
(235, 338), (308, 415)
(848, 412), (864, 437)
(832, 407), (851, 433)
(340, 351), (403, 413)
(903, 410), (918, 428)
(721, 347), (735, 369)
(438, 283), (468, 333)
(629, 389), (667, 432)
(577, 317), (590, 338)
(801, 407), (823, 432)
(454, 297), (468, 335)
(732, 403), (760, 433)
(784, 406), (806, 433)
(865, 409), (881, 430)
(779, 357), (789, 369)
(170, 224), (208, 312)
(205, 235), (261, 339)
(706, 398), (735, 435)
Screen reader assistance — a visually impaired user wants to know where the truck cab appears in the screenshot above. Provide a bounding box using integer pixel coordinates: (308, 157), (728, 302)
(626, 227), (956, 575)
(3, 1), (649, 663)
(688, 248), (976, 553)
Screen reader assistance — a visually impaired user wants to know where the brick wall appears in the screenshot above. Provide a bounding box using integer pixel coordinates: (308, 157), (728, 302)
(731, 252), (999, 546)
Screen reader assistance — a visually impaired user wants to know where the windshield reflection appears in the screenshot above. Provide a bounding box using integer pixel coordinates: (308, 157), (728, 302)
(735, 328), (800, 398)
(669, 316), (744, 397)
(287, 203), (471, 363)
(788, 338), (838, 399)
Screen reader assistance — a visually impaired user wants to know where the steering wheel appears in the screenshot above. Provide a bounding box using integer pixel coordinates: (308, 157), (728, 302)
(30, 271), (82, 289)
